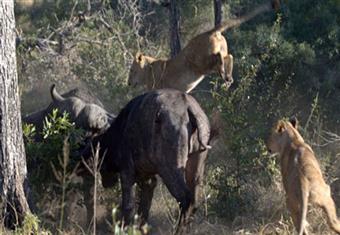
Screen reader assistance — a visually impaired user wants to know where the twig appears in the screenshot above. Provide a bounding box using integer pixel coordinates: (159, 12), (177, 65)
(73, 37), (109, 46)
(87, 0), (91, 14)
(98, 13), (134, 59)
(81, 143), (106, 235)
(69, 0), (79, 23)
(311, 130), (340, 147)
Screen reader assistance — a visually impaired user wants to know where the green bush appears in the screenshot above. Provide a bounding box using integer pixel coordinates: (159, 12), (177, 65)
(23, 109), (84, 197)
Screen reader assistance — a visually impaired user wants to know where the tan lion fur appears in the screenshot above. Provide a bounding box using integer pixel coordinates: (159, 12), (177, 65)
(128, 0), (280, 93)
(267, 118), (340, 235)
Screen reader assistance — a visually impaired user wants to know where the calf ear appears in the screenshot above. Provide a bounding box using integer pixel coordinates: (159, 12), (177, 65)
(289, 116), (298, 129)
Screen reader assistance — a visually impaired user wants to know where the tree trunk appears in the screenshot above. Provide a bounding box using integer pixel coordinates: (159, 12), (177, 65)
(0, 0), (31, 229)
(214, 0), (223, 27)
(169, 0), (181, 58)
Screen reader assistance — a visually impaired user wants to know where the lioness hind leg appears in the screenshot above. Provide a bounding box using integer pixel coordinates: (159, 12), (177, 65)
(315, 185), (340, 233)
(224, 54), (233, 83)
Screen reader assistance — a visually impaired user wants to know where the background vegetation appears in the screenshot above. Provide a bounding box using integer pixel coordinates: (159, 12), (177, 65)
(9, 0), (340, 234)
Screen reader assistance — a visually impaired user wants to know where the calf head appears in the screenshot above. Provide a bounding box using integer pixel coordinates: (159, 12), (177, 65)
(50, 84), (114, 138)
(78, 104), (113, 138)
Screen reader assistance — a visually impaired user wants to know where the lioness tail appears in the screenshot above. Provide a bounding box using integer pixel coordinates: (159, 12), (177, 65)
(214, 0), (280, 33)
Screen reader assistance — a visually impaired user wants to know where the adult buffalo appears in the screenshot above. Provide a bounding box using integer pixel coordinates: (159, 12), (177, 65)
(23, 84), (115, 141)
(93, 89), (213, 233)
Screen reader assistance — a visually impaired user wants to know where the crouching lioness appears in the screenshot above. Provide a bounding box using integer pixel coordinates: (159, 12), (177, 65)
(267, 118), (340, 235)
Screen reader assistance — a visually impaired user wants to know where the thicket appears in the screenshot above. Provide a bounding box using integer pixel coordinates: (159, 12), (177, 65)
(12, 0), (340, 234)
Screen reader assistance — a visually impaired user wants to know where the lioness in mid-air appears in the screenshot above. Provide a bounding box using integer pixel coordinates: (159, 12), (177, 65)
(128, 0), (280, 93)
(267, 118), (340, 235)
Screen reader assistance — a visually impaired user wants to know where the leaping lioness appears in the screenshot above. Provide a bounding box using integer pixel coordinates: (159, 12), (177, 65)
(128, 0), (280, 93)
(267, 118), (340, 235)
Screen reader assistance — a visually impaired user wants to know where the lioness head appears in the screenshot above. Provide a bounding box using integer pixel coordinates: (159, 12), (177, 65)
(266, 117), (304, 154)
(128, 52), (147, 88)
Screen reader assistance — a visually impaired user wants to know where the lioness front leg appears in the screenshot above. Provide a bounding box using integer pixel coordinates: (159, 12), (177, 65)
(286, 197), (308, 235)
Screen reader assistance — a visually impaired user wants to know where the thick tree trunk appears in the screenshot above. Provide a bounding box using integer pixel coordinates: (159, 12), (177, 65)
(214, 0), (223, 27)
(169, 0), (181, 58)
(0, 0), (31, 229)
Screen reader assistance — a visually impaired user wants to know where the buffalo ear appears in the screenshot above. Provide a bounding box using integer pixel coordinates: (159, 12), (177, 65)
(135, 52), (143, 63)
(276, 120), (285, 133)
(289, 116), (298, 129)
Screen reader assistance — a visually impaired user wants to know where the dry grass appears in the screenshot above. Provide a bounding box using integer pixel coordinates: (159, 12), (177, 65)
(1, 158), (340, 234)
(146, 181), (231, 235)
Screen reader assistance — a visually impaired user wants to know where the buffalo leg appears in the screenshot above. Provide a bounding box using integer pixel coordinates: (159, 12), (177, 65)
(137, 176), (157, 225)
(120, 170), (135, 225)
(159, 168), (193, 234)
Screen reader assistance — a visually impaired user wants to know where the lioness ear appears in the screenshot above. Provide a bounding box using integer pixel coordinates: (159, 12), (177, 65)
(276, 120), (285, 133)
(135, 52), (143, 63)
(289, 116), (298, 129)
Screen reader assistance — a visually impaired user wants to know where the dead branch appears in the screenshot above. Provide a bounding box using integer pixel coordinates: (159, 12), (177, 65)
(73, 36), (110, 46)
(311, 130), (340, 147)
(16, 0), (154, 61)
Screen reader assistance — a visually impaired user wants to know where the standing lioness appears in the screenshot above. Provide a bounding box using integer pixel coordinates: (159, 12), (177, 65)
(266, 118), (340, 235)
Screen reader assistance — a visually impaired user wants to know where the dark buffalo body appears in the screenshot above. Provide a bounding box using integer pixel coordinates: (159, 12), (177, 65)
(95, 89), (211, 232)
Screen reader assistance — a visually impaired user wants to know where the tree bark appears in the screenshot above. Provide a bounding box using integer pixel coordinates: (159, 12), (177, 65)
(169, 0), (181, 58)
(214, 0), (223, 27)
(0, 0), (31, 229)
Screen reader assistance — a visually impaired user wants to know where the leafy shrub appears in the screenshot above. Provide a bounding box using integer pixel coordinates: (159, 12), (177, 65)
(23, 109), (84, 200)
(13, 213), (51, 235)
